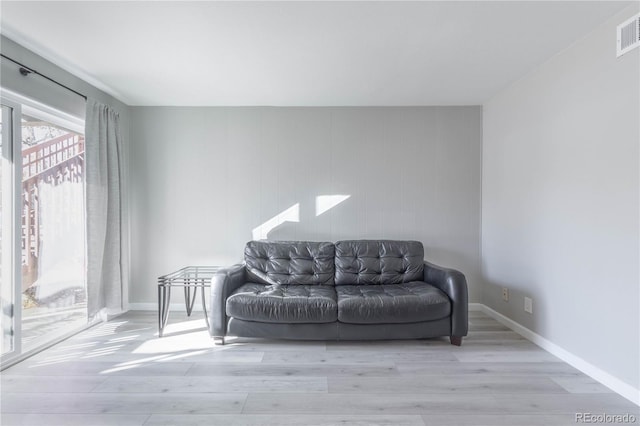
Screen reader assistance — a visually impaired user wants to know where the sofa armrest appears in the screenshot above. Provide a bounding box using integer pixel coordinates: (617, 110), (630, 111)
(423, 261), (468, 337)
(209, 263), (246, 337)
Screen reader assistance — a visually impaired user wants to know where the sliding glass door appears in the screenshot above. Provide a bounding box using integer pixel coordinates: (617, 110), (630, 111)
(1, 103), (18, 357)
(1, 95), (87, 363)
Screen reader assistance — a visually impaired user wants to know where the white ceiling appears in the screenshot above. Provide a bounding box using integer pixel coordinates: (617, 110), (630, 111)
(0, 1), (632, 106)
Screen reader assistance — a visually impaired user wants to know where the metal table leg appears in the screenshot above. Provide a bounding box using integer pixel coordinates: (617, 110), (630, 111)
(200, 279), (210, 331)
(158, 281), (172, 337)
(184, 277), (197, 316)
(158, 283), (163, 337)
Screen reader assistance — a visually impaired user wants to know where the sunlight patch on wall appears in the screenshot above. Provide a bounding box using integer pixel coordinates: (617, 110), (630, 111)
(315, 195), (350, 217)
(252, 203), (300, 240)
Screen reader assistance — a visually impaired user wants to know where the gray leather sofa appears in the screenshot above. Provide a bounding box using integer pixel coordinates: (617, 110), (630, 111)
(209, 240), (468, 345)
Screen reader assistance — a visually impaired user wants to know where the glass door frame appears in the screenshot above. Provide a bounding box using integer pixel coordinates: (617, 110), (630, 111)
(1, 97), (24, 364)
(1, 92), (89, 368)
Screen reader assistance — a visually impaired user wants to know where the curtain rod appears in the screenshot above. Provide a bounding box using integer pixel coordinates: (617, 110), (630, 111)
(1, 53), (88, 100)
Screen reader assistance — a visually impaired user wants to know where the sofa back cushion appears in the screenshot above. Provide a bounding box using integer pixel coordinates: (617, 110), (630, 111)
(334, 240), (424, 285)
(245, 240), (335, 285)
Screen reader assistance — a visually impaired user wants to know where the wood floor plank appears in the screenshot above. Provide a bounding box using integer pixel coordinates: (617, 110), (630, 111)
(186, 362), (400, 377)
(450, 343), (543, 353)
(0, 413), (150, 426)
(324, 340), (538, 352)
(25, 348), (265, 364)
(453, 350), (562, 363)
(396, 361), (582, 376)
(0, 392), (246, 414)
(261, 350), (456, 364)
(0, 375), (107, 393)
(221, 337), (328, 352)
(93, 375), (328, 393)
(242, 393), (502, 414)
(421, 414), (583, 425)
(462, 330), (527, 342)
(469, 317), (505, 325)
(3, 360), (194, 376)
(468, 322), (510, 331)
(550, 376), (615, 394)
(328, 375), (568, 394)
(144, 414), (426, 426)
(324, 339), (449, 351)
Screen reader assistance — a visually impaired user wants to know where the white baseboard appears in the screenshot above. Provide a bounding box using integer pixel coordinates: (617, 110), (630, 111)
(128, 303), (206, 312)
(468, 302), (484, 311)
(479, 304), (640, 406)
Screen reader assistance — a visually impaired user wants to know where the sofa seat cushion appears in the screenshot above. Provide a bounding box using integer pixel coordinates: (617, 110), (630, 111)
(336, 282), (450, 324)
(226, 283), (338, 324)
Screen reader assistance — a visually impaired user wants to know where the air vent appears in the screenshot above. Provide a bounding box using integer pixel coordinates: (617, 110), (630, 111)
(617, 13), (640, 57)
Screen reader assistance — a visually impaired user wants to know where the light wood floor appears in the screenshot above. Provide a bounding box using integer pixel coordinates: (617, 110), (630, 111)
(1, 310), (638, 426)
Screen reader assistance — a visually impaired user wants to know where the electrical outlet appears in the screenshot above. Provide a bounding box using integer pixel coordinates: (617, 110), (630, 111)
(524, 297), (533, 314)
(502, 288), (509, 302)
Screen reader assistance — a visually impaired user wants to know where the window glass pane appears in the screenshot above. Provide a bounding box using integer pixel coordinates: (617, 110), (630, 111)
(21, 114), (86, 349)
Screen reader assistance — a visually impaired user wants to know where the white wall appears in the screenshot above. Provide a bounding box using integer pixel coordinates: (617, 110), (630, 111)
(129, 106), (482, 305)
(482, 4), (639, 393)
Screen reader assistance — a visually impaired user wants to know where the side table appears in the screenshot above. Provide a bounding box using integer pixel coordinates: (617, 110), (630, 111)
(157, 266), (221, 337)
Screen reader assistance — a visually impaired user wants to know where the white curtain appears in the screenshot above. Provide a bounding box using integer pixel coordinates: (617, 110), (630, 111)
(34, 174), (85, 301)
(85, 99), (123, 319)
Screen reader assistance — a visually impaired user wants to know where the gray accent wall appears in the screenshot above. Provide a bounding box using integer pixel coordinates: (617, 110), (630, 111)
(129, 106), (482, 305)
(482, 5), (639, 390)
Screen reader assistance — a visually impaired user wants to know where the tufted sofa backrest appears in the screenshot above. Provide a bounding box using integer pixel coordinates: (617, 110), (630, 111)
(245, 240), (335, 286)
(334, 240), (424, 285)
